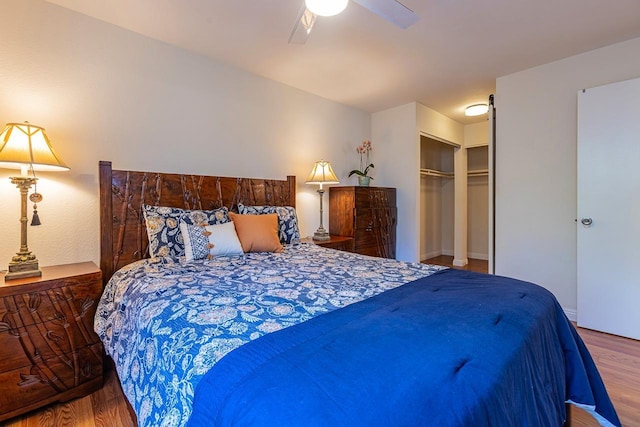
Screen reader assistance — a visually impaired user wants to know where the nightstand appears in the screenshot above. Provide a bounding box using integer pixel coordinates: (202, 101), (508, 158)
(302, 235), (355, 252)
(0, 262), (104, 422)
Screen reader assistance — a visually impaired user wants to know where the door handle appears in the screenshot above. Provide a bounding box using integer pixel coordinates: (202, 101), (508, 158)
(581, 217), (593, 227)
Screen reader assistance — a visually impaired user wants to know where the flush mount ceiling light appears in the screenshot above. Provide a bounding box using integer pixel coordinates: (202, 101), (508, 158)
(465, 103), (489, 116)
(305, 0), (349, 16)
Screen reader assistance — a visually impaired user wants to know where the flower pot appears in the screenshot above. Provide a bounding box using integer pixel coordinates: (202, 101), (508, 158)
(358, 176), (371, 187)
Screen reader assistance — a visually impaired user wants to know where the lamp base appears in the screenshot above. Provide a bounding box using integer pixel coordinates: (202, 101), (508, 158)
(5, 252), (41, 281)
(313, 229), (331, 241)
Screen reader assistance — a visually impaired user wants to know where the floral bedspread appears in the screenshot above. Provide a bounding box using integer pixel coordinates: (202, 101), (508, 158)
(94, 243), (444, 427)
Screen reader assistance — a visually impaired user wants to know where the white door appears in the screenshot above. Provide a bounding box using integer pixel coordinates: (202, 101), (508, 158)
(577, 77), (640, 340)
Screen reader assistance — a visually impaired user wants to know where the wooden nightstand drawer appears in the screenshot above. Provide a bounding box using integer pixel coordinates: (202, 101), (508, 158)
(0, 262), (104, 422)
(0, 342), (103, 412)
(302, 235), (355, 252)
(0, 279), (102, 329)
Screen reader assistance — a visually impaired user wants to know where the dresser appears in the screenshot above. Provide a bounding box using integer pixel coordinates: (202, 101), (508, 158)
(0, 262), (104, 422)
(329, 186), (397, 259)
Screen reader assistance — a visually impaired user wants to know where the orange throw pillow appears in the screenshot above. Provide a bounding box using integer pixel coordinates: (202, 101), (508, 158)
(229, 212), (283, 253)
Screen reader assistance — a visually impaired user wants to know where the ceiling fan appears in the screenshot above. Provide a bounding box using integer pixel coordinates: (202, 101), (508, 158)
(288, 0), (419, 44)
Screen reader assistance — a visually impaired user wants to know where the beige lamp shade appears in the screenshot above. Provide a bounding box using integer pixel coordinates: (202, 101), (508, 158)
(306, 160), (339, 188)
(0, 122), (69, 172)
(306, 160), (339, 241)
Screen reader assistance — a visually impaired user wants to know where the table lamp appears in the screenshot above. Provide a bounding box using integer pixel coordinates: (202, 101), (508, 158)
(305, 160), (339, 241)
(0, 122), (69, 280)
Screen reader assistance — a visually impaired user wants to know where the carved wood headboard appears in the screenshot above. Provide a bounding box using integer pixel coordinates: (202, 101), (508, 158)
(98, 161), (296, 284)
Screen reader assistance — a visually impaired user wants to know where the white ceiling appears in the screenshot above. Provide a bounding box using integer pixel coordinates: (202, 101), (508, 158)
(44, 0), (640, 124)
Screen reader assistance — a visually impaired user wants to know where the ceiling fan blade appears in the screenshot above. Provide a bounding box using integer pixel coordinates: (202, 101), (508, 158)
(353, 0), (419, 29)
(288, 4), (318, 44)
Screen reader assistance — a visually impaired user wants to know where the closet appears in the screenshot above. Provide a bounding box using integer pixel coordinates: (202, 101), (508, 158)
(467, 145), (489, 260)
(419, 135), (456, 261)
(420, 133), (489, 264)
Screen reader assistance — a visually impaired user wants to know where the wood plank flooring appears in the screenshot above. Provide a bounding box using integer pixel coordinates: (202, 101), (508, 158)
(571, 327), (640, 427)
(422, 254), (489, 273)
(3, 363), (135, 427)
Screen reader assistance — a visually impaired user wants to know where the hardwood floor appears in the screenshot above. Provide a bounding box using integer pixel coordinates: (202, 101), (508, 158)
(422, 254), (489, 273)
(3, 364), (135, 427)
(571, 327), (640, 427)
(3, 319), (638, 426)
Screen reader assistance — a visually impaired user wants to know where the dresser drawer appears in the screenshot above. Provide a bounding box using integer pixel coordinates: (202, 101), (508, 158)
(0, 280), (102, 328)
(354, 208), (397, 230)
(0, 317), (102, 371)
(353, 188), (396, 209)
(0, 342), (103, 415)
(353, 242), (395, 259)
(355, 224), (395, 244)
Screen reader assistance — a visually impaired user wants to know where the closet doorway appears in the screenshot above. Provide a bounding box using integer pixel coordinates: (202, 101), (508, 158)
(467, 145), (489, 263)
(420, 134), (489, 274)
(419, 134), (456, 263)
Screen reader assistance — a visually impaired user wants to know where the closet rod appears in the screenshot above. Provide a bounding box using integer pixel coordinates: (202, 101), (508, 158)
(420, 168), (454, 178)
(468, 169), (489, 177)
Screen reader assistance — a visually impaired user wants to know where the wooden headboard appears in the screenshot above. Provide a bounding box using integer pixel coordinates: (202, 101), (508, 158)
(98, 161), (296, 284)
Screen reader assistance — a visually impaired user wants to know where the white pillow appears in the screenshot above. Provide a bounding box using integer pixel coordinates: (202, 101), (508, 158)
(180, 221), (243, 261)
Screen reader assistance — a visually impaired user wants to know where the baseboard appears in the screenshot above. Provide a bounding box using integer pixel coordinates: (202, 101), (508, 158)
(420, 250), (442, 261)
(441, 249), (454, 257)
(563, 308), (577, 322)
(467, 252), (489, 260)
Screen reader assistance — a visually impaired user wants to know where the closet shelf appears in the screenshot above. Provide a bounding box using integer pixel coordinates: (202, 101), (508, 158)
(420, 168), (454, 178)
(468, 169), (489, 177)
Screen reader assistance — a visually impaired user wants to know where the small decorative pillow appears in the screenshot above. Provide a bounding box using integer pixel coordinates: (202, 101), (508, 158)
(180, 221), (243, 261)
(229, 212), (283, 253)
(237, 204), (301, 244)
(142, 205), (230, 258)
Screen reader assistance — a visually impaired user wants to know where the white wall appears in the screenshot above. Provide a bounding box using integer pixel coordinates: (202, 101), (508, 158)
(416, 105), (464, 146)
(465, 121), (489, 260)
(496, 36), (640, 314)
(466, 145), (489, 259)
(465, 121), (489, 147)
(373, 102), (464, 262)
(371, 103), (418, 261)
(419, 176), (442, 260)
(0, 0), (371, 269)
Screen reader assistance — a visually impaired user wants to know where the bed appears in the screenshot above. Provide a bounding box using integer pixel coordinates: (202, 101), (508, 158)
(95, 161), (620, 427)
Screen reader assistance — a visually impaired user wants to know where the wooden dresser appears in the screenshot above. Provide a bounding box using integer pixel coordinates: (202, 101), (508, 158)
(0, 262), (104, 422)
(329, 186), (397, 259)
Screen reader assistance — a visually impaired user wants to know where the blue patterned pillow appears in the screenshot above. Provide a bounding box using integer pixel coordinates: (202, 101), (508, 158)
(237, 204), (301, 244)
(142, 205), (230, 258)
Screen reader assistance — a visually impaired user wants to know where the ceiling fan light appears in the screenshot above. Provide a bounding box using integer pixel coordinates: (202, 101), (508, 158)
(465, 103), (489, 116)
(305, 0), (349, 17)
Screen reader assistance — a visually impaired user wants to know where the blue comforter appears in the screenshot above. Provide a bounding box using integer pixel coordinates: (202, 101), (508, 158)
(95, 244), (443, 426)
(188, 269), (620, 426)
